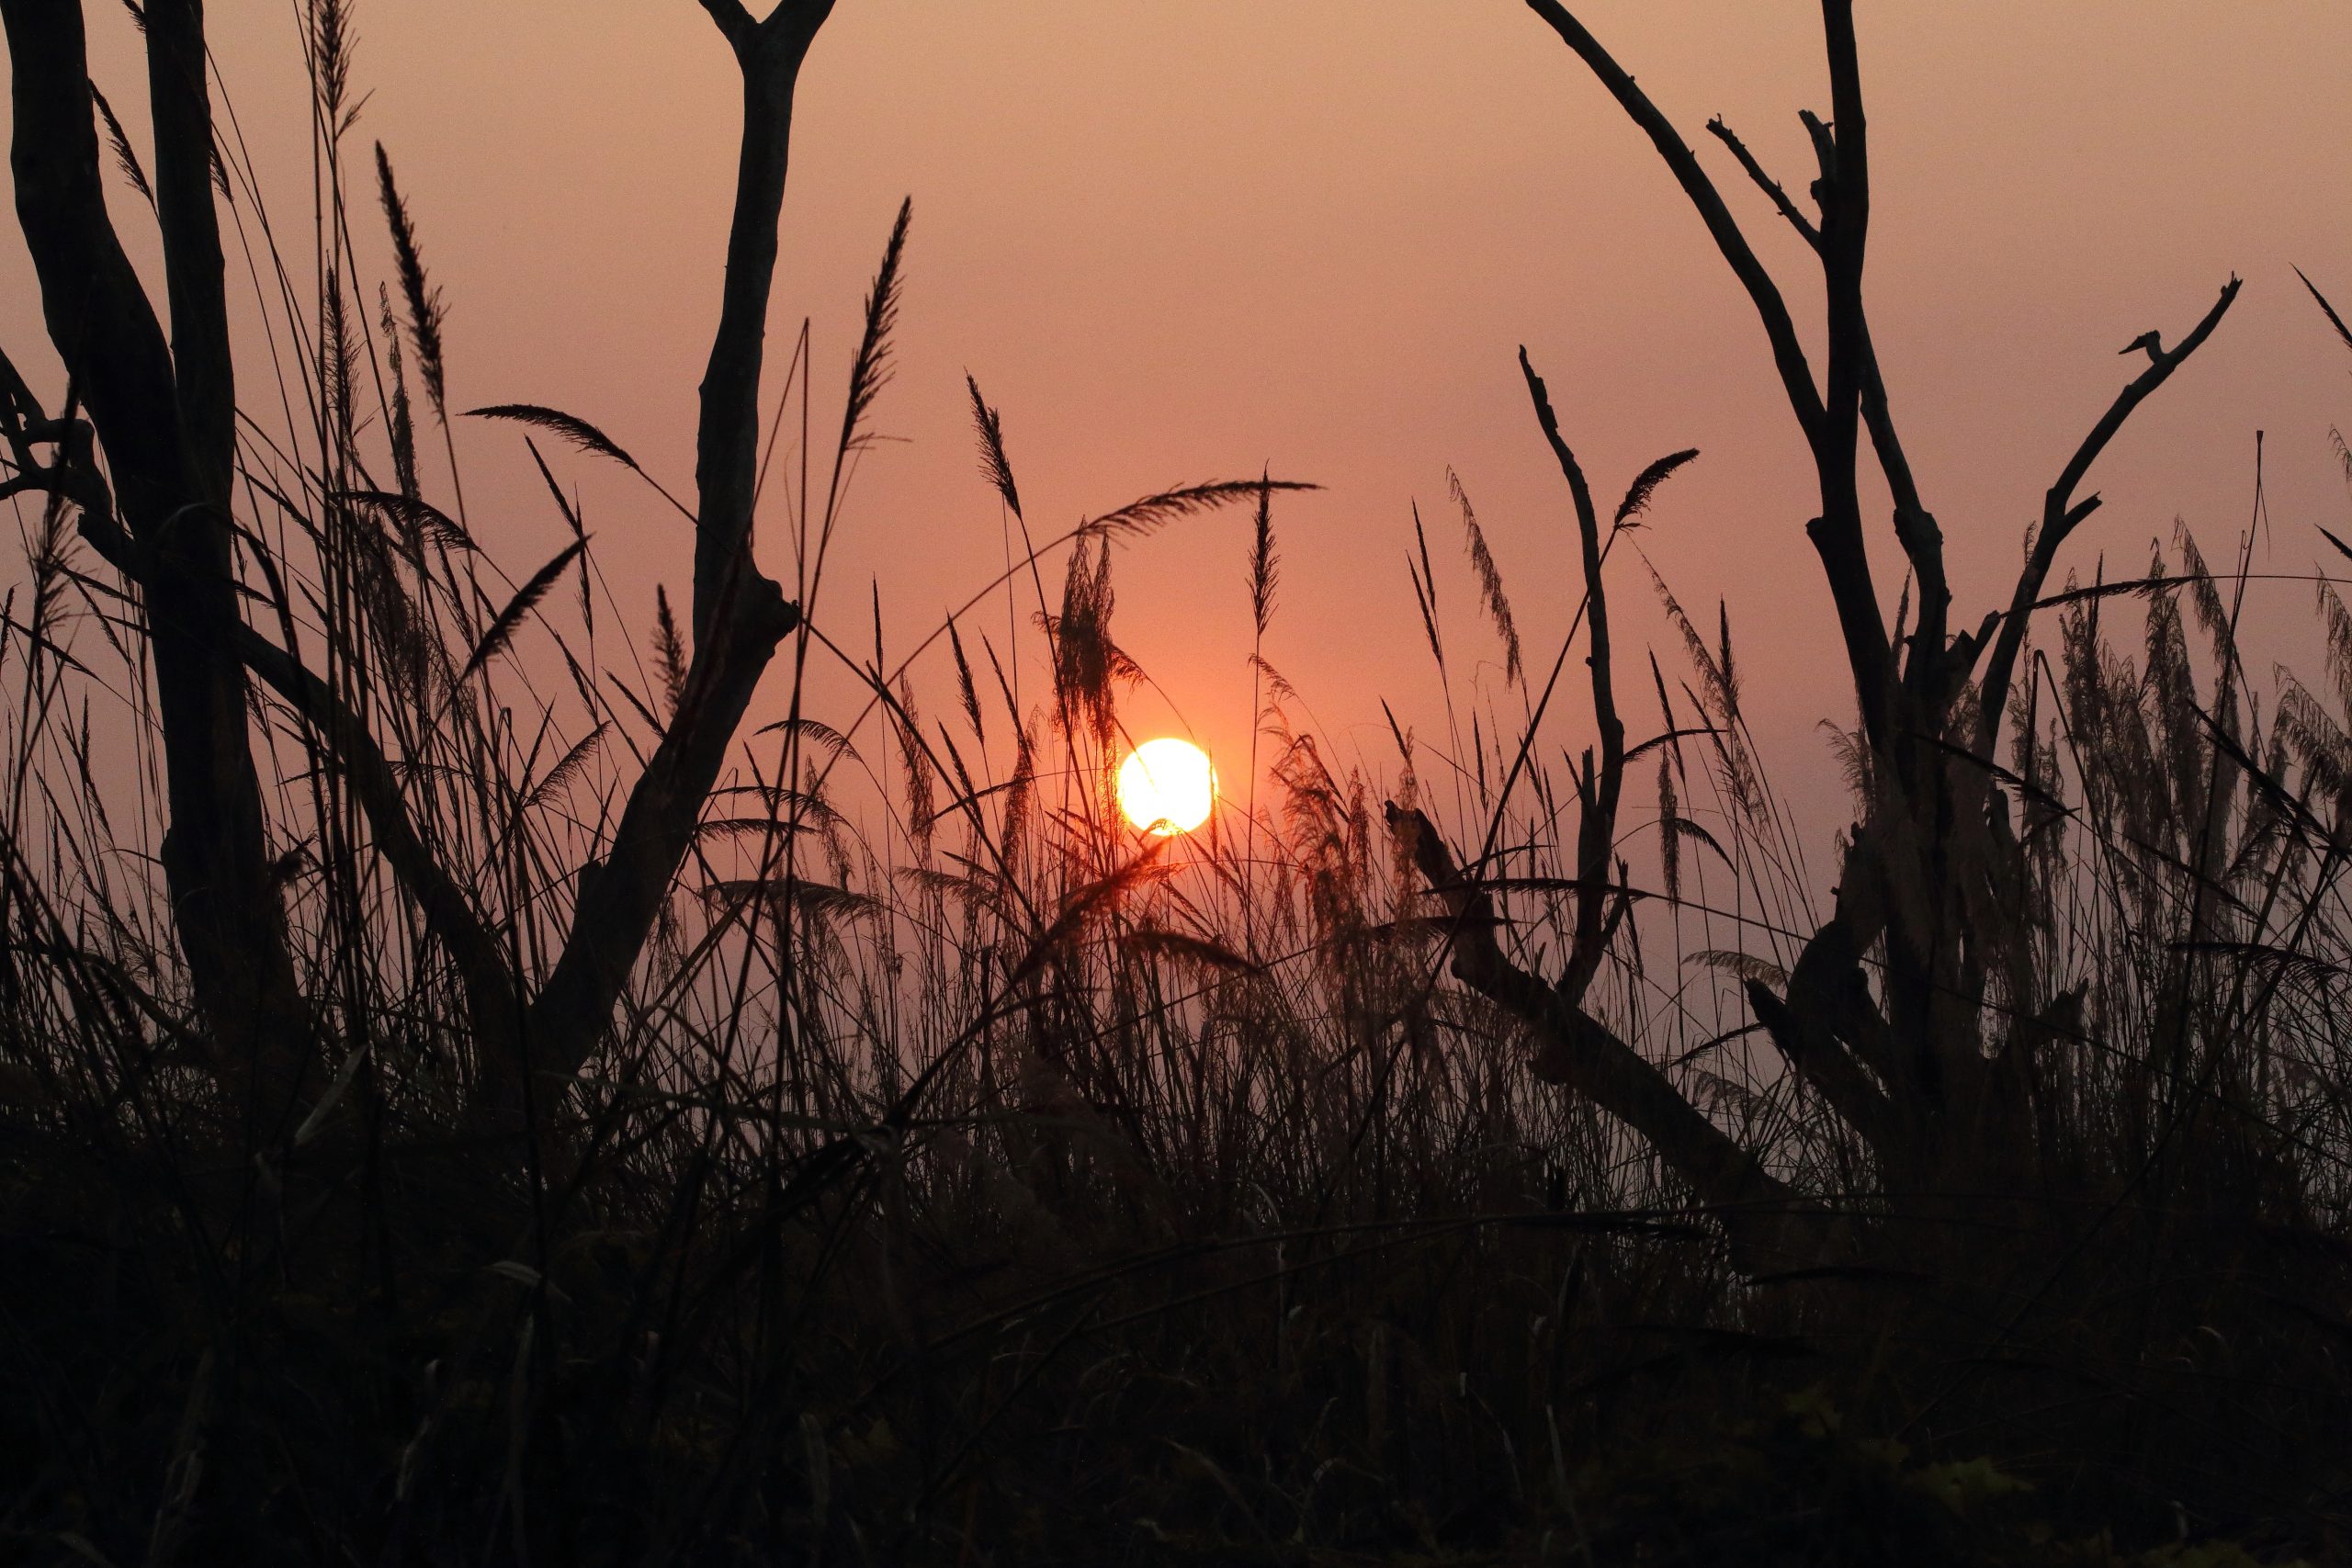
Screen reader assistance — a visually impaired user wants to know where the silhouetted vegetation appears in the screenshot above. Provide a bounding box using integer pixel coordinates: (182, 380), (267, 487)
(1, 2), (2347, 1562)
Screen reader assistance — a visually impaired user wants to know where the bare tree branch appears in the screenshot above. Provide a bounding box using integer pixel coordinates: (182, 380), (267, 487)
(522, 0), (837, 1085)
(1385, 802), (1819, 1271)
(1523, 1), (1825, 447)
(1526, 1), (1895, 749)
(235, 626), (524, 1059)
(1705, 117), (1818, 249)
(1972, 276), (2243, 756)
(695, 0), (755, 51)
(1801, 0), (1902, 749)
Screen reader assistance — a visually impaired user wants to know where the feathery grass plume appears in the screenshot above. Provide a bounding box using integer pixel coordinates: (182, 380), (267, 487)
(1666, 813), (1732, 869)
(1645, 652), (1686, 902)
(711, 782), (848, 832)
(307, 0), (358, 136)
(895, 674), (934, 852)
(1080, 479), (1317, 542)
(520, 721), (609, 818)
(1118, 927), (1258, 973)
(1270, 728), (1345, 851)
(119, 0), (145, 30)
(2172, 523), (2232, 653)
(751, 715), (860, 762)
(1378, 700), (1414, 778)
(1613, 447), (1700, 525)
(1690, 948), (1789, 987)
(474, 402), (693, 516)
(1819, 724), (1872, 804)
(700, 878), (876, 932)
(1003, 840), (1173, 991)
(469, 403), (641, 473)
(2256, 673), (2342, 801)
(374, 143), (447, 418)
(2057, 568), (2113, 769)
(840, 197), (913, 460)
(966, 372), (1021, 521)
(1645, 558), (1760, 818)
(1250, 653), (1299, 712)
(1407, 502), (1446, 680)
(930, 723), (982, 821)
(1646, 653), (1687, 780)
(1645, 559), (1731, 722)
(333, 491), (474, 554)
(948, 617), (984, 742)
(2318, 581), (2352, 733)
(980, 631), (1023, 730)
(651, 586), (688, 716)
(896, 863), (1000, 921)
(1245, 468), (1282, 642)
(322, 261), (358, 449)
(87, 83), (153, 209)
(2296, 265), (2352, 355)
(1446, 467), (1521, 683)
(1413, 497), (1439, 608)
(1047, 538), (1133, 748)
(696, 816), (817, 850)
(1001, 719), (1035, 876)
(1716, 600), (1739, 721)
(457, 537), (585, 688)
(377, 284), (420, 501)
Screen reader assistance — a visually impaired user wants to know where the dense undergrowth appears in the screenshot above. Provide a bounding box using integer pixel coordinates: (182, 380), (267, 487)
(5, 4), (2352, 1563)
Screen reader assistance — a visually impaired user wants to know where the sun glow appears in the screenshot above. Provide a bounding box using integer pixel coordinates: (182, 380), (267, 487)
(1116, 738), (1216, 837)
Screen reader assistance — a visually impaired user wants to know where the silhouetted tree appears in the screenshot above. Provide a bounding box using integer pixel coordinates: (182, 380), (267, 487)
(1394, 0), (2240, 1270)
(1, 0), (307, 1107)
(0, 0), (837, 1124)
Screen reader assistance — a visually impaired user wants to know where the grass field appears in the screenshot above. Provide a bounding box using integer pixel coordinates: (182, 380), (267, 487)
(2, 2), (2349, 1562)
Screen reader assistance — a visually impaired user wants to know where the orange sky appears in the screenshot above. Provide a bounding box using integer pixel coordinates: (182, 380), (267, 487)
(9, 3), (2352, 851)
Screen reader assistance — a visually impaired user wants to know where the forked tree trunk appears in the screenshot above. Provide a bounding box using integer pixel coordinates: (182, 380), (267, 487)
(517, 0), (831, 1094)
(2, 0), (308, 1106)
(1389, 0), (2243, 1271)
(0, 0), (840, 1134)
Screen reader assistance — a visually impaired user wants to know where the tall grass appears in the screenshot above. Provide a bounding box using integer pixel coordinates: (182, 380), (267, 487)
(3, 19), (2352, 1568)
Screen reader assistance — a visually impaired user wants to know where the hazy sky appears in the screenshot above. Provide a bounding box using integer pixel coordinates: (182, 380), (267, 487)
(9, 3), (2352, 847)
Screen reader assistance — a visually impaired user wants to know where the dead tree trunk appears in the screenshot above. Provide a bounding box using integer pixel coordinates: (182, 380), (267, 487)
(1, 0), (308, 1104)
(1390, 0), (2244, 1263)
(1385, 800), (1828, 1273)
(518, 0), (831, 1092)
(0, 0), (839, 1132)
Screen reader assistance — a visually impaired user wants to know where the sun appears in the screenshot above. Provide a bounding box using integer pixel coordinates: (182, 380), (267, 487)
(1116, 738), (1216, 837)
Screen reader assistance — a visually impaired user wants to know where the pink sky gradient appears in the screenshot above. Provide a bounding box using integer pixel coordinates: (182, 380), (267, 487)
(8, 3), (2352, 849)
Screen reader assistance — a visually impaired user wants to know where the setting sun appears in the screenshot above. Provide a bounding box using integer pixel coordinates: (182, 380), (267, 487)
(1116, 738), (1216, 836)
